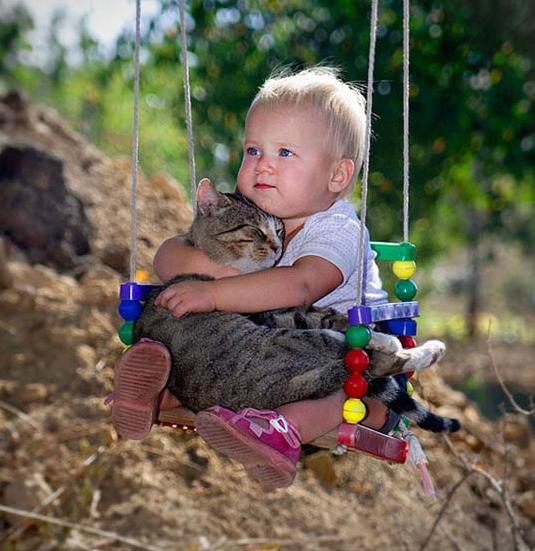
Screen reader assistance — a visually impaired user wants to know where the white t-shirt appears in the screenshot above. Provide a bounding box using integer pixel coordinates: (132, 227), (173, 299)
(277, 199), (388, 313)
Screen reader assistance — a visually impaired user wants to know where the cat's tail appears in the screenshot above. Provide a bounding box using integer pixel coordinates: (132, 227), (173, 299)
(367, 377), (461, 433)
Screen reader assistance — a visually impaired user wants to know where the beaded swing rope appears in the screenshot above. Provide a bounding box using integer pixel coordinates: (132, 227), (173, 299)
(340, 0), (419, 431)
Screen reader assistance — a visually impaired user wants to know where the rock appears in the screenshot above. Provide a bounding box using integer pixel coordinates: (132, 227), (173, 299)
(0, 145), (93, 272)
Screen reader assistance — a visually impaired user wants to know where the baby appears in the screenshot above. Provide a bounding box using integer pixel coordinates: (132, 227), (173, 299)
(114, 67), (411, 487)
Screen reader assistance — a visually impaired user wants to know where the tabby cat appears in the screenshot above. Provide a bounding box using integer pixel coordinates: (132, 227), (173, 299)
(134, 179), (460, 433)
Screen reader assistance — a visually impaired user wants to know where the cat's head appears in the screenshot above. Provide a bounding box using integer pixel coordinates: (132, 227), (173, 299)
(188, 178), (284, 273)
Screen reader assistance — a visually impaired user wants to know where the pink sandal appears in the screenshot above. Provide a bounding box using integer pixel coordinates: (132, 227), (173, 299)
(196, 406), (302, 488)
(112, 339), (171, 440)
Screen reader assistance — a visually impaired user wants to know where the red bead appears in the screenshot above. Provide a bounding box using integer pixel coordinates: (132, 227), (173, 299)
(344, 374), (369, 398)
(344, 349), (370, 373)
(398, 336), (417, 349)
(406, 370), (415, 379)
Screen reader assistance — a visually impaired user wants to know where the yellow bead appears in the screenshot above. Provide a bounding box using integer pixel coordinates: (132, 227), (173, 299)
(342, 398), (367, 424)
(392, 260), (416, 279)
(135, 269), (151, 283)
(406, 381), (414, 397)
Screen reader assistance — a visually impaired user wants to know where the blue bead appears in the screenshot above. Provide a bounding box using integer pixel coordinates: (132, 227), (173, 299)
(381, 318), (417, 336)
(118, 300), (143, 321)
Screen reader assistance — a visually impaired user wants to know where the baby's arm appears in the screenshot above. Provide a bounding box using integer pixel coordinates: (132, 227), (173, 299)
(156, 256), (342, 317)
(153, 236), (239, 282)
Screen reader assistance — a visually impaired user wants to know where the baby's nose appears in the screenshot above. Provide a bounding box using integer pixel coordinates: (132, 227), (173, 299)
(256, 156), (274, 173)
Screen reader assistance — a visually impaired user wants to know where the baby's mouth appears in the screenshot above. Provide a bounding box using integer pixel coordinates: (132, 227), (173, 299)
(255, 182), (275, 190)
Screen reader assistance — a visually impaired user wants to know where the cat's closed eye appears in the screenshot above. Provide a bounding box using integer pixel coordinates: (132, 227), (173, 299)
(250, 226), (267, 240)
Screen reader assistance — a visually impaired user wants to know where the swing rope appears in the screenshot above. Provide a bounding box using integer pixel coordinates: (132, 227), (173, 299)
(355, 0), (379, 307)
(403, 0), (410, 242)
(128, 0), (197, 283)
(129, 0), (142, 282)
(178, 0), (197, 211)
(355, 0), (411, 305)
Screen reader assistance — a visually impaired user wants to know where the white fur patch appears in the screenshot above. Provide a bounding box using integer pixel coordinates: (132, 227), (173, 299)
(322, 329), (345, 343)
(368, 331), (403, 354)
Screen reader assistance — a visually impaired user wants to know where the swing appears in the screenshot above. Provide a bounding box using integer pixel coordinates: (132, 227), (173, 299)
(116, 0), (421, 465)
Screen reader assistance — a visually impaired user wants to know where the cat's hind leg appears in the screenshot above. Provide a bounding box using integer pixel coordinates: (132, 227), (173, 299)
(366, 377), (460, 433)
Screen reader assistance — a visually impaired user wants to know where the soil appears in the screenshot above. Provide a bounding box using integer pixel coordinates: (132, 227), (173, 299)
(0, 92), (534, 551)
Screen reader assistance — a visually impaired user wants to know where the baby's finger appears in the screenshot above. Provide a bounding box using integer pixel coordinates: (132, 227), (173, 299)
(156, 287), (177, 307)
(170, 302), (189, 318)
(163, 294), (184, 313)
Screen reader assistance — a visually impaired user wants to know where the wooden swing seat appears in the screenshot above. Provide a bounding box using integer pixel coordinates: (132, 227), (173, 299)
(156, 406), (408, 464)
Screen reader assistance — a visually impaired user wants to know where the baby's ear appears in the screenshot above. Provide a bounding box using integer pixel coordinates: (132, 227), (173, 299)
(328, 159), (354, 194)
(196, 178), (230, 215)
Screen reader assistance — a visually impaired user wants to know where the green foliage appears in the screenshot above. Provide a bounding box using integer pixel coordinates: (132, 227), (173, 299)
(1, 0), (534, 264)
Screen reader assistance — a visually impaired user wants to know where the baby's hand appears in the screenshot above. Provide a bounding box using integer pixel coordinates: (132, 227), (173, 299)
(155, 280), (217, 317)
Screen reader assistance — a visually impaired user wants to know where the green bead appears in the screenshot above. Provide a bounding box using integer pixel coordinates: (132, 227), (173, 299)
(345, 325), (372, 348)
(118, 321), (134, 345)
(395, 279), (418, 301)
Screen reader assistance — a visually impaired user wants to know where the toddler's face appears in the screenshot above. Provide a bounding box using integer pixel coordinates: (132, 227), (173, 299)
(237, 104), (340, 234)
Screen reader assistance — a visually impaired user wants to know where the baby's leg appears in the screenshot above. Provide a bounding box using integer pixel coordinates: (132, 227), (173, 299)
(112, 339), (172, 440)
(276, 391), (388, 443)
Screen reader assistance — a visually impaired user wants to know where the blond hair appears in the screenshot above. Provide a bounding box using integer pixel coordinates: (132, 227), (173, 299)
(249, 66), (366, 195)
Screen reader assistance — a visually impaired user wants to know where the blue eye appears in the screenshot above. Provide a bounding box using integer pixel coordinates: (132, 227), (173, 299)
(279, 148), (293, 157)
(246, 147), (260, 156)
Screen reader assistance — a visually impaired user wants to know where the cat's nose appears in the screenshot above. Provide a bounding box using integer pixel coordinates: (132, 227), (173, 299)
(268, 240), (279, 253)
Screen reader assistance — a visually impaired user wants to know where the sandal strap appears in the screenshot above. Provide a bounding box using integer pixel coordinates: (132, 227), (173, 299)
(239, 407), (301, 448)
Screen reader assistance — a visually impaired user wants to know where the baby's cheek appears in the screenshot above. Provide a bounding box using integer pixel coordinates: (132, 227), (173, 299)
(236, 179), (247, 196)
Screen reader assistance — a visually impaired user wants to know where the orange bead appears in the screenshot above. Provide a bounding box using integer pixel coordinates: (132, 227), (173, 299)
(344, 349), (370, 373)
(344, 374), (368, 398)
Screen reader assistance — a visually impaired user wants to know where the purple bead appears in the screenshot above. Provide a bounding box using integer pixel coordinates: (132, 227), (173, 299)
(348, 306), (373, 325)
(119, 282), (161, 301)
(348, 302), (420, 325)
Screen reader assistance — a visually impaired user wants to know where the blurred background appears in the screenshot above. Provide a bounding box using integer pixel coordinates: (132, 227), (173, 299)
(3, 0), (535, 343)
(1, 2), (535, 548)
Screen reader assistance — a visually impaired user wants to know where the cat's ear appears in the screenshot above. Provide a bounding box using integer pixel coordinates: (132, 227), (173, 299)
(196, 178), (230, 215)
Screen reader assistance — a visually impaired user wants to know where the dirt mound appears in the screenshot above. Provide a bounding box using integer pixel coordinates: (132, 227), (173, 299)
(0, 92), (534, 550)
(0, 91), (192, 276)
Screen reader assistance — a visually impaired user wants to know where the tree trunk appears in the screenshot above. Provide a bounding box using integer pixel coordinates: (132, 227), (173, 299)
(466, 208), (482, 339)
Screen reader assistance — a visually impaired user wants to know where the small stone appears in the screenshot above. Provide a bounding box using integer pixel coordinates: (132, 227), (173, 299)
(503, 419), (531, 447)
(19, 383), (49, 404)
(304, 451), (338, 486)
(75, 344), (97, 368)
(517, 491), (535, 520)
